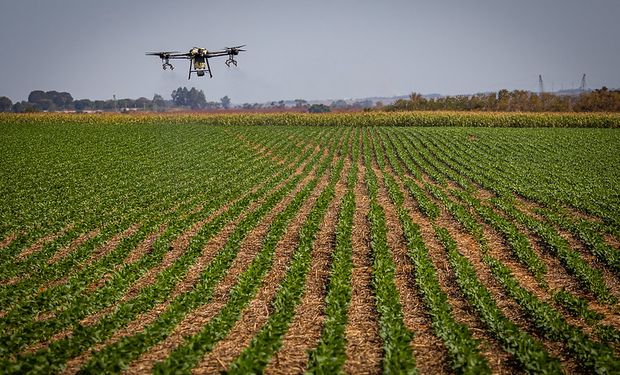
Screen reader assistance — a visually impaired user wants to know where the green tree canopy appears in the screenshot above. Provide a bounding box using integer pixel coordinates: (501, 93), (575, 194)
(0, 96), (12, 112)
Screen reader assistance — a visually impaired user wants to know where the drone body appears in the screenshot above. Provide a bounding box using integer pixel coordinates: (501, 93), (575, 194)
(146, 45), (246, 79)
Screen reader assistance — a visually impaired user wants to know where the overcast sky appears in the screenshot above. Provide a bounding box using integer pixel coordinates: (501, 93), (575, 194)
(1, 0), (619, 103)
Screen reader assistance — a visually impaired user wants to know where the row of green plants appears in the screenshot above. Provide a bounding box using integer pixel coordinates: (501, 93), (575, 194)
(380, 127), (620, 372)
(306, 130), (359, 373)
(224, 141), (348, 374)
(362, 131), (418, 374)
(0, 128), (332, 372)
(421, 127), (620, 236)
(2, 151), (305, 360)
(488, 258), (620, 373)
(2, 118), (618, 372)
(0, 131), (276, 309)
(408, 129), (615, 302)
(373, 128), (563, 373)
(0, 127), (304, 334)
(85, 130), (347, 374)
(374, 131), (491, 374)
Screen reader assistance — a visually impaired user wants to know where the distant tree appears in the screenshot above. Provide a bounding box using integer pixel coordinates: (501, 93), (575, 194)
(308, 104), (330, 113)
(187, 88), (206, 109)
(351, 99), (373, 109)
(172, 87), (189, 107)
(74, 99), (93, 111)
(51, 91), (73, 109)
(39, 99), (56, 111)
(171, 87), (207, 109)
(330, 99), (348, 109)
(294, 99), (308, 108)
(220, 95), (231, 109)
(117, 98), (133, 110)
(25, 90), (74, 111)
(496, 89), (510, 111)
(408, 92), (427, 109)
(0, 96), (12, 112)
(12, 101), (25, 112)
(12, 101), (37, 112)
(135, 97), (150, 110)
(28, 90), (46, 104)
(152, 94), (166, 111)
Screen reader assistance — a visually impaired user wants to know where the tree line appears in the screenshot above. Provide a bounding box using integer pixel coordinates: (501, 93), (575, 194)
(2, 87), (620, 113)
(0, 88), (232, 113)
(385, 87), (620, 112)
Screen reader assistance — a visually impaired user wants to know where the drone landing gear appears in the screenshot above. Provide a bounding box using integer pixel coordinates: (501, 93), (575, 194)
(225, 56), (238, 67)
(188, 57), (213, 79)
(161, 57), (174, 70)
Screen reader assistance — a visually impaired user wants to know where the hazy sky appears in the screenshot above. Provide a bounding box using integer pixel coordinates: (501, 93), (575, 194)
(1, 0), (619, 103)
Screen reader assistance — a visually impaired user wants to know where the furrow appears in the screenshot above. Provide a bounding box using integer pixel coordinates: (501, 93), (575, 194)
(88, 154), (325, 375)
(194, 155), (344, 374)
(264, 157), (350, 373)
(343, 153), (382, 374)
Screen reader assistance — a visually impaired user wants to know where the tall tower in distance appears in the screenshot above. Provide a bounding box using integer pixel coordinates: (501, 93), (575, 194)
(580, 74), (587, 92)
(538, 75), (544, 96)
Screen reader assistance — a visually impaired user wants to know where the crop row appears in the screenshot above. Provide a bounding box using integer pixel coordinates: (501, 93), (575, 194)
(0, 127), (336, 372)
(372, 126), (620, 373)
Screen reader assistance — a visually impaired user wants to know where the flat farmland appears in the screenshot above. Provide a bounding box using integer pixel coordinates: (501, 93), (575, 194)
(1, 113), (620, 374)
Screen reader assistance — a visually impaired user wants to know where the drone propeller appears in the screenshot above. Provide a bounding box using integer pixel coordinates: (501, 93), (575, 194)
(146, 51), (183, 70)
(224, 45), (246, 53)
(146, 51), (182, 57)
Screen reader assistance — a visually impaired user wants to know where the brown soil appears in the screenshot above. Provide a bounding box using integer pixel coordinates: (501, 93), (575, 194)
(478, 209), (617, 342)
(23, 328), (72, 355)
(47, 229), (100, 265)
(16, 223), (74, 260)
(343, 158), (382, 374)
(83, 224), (141, 266)
(452, 178), (620, 329)
(559, 230), (620, 299)
(605, 234), (620, 250)
(371, 170), (451, 373)
(61, 144), (327, 374)
(1, 228), (100, 287)
(373, 131), (518, 373)
(504, 216), (620, 328)
(233, 133), (287, 166)
(412, 170), (583, 372)
(191, 157), (336, 374)
(83, 224), (167, 296)
(413, 135), (620, 335)
(513, 197), (620, 298)
(41, 223), (141, 291)
(370, 144), (523, 374)
(263, 158), (349, 374)
(0, 232), (17, 250)
(48, 145), (322, 373)
(0, 276), (20, 286)
(119, 157), (326, 375)
(439, 208), (580, 373)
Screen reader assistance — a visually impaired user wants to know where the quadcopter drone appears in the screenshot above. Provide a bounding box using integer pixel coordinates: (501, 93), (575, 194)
(146, 45), (246, 79)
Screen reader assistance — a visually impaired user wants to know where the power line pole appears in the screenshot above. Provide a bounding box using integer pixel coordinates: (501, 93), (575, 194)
(580, 74), (587, 92)
(538, 75), (544, 96)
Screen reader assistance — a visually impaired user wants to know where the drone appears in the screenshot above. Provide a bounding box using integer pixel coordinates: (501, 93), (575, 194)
(146, 45), (246, 79)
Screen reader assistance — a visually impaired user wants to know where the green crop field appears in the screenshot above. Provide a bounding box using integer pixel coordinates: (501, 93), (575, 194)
(1, 112), (620, 374)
